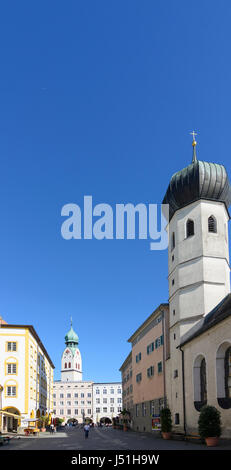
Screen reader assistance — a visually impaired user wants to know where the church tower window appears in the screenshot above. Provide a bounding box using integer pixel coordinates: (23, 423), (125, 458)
(208, 215), (217, 233)
(171, 232), (175, 251)
(186, 219), (194, 238)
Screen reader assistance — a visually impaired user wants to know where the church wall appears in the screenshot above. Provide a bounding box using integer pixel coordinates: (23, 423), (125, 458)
(182, 316), (231, 437)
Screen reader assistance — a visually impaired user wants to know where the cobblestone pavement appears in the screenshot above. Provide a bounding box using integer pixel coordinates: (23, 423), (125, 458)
(1, 426), (230, 451)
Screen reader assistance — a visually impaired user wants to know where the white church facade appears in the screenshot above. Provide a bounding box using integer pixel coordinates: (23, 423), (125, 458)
(163, 135), (231, 436)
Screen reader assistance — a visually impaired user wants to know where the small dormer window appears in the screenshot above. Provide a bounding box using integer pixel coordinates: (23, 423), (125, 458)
(186, 219), (194, 238)
(208, 215), (217, 233)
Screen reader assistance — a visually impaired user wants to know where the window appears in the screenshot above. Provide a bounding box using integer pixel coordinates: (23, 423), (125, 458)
(81, 393), (84, 398)
(87, 409), (91, 415)
(110, 398), (114, 403)
(158, 362), (162, 374)
(67, 409), (71, 415)
(103, 398), (107, 403)
(110, 389), (114, 394)
(7, 386), (16, 396)
(103, 407), (107, 413)
(67, 393), (71, 398)
(75, 409), (78, 415)
(147, 342), (154, 355)
(136, 352), (141, 363)
(65, 363), (67, 368)
(110, 407), (114, 412)
(67, 401), (71, 406)
(103, 389), (107, 394)
(135, 404), (139, 417)
(186, 219), (194, 237)
(117, 389), (121, 394)
(60, 394), (64, 398)
(96, 389), (100, 394)
(142, 402), (146, 416)
(74, 401), (78, 405)
(171, 232), (175, 251)
(87, 393), (91, 397)
(60, 409), (64, 415)
(7, 342), (17, 352)
(7, 363), (17, 374)
(208, 215), (217, 233)
(175, 413), (180, 425)
(147, 366), (154, 378)
(68, 362), (71, 368)
(117, 398), (122, 403)
(74, 393), (78, 398)
(194, 355), (207, 411)
(60, 401), (64, 405)
(174, 369), (178, 378)
(53, 393), (56, 398)
(117, 407), (122, 413)
(136, 373), (142, 383)
(96, 407), (100, 413)
(96, 398), (100, 404)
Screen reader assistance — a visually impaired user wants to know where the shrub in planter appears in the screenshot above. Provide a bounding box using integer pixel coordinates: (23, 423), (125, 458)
(160, 407), (172, 439)
(198, 405), (221, 446)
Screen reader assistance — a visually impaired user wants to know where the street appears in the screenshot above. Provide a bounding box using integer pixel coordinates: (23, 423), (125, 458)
(0, 425), (230, 451)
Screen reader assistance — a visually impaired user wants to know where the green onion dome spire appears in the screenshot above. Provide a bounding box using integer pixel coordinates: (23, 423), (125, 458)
(65, 317), (79, 347)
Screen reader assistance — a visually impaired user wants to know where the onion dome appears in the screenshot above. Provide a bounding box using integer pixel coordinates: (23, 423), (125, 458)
(65, 318), (79, 346)
(162, 134), (231, 221)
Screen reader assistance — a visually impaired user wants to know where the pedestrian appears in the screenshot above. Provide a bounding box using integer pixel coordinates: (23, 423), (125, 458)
(83, 423), (90, 439)
(50, 423), (54, 434)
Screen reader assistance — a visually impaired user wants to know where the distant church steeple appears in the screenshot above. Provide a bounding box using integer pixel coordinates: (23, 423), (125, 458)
(61, 319), (82, 382)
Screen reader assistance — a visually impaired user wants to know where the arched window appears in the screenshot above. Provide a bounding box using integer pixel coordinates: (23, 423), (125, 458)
(193, 355), (207, 411)
(68, 362), (71, 368)
(208, 215), (217, 233)
(171, 232), (175, 251)
(65, 363), (67, 369)
(186, 219), (194, 238)
(225, 347), (231, 399)
(216, 342), (231, 409)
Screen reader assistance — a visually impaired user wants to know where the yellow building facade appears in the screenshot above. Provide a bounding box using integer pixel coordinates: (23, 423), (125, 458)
(0, 323), (55, 432)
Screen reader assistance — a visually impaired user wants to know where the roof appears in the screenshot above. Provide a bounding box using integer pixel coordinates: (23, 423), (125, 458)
(0, 324), (55, 369)
(127, 303), (168, 344)
(180, 293), (231, 347)
(162, 158), (231, 221)
(119, 351), (132, 372)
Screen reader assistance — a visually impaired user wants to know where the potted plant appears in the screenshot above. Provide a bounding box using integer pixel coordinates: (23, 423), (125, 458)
(121, 409), (129, 431)
(160, 407), (172, 439)
(198, 405), (221, 447)
(39, 416), (47, 432)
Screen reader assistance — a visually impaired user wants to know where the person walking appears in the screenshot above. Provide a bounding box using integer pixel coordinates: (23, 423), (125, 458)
(83, 423), (90, 439)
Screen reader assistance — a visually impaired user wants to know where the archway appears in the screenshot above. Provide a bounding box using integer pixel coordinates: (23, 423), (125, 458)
(100, 416), (112, 426)
(2, 407), (21, 432)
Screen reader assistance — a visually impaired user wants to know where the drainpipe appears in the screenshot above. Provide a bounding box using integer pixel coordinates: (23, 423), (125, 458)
(161, 311), (166, 407)
(179, 345), (186, 435)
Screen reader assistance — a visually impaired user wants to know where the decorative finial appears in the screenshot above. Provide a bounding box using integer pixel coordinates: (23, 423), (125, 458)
(70, 316), (72, 328)
(190, 130), (197, 163)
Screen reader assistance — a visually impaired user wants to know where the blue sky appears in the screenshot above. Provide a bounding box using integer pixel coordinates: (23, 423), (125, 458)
(0, 1), (231, 382)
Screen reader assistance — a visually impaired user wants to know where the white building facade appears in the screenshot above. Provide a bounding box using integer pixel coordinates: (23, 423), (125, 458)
(92, 383), (122, 424)
(54, 322), (122, 424)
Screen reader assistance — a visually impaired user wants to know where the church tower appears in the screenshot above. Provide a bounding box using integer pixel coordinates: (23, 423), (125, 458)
(61, 320), (83, 382)
(162, 134), (231, 429)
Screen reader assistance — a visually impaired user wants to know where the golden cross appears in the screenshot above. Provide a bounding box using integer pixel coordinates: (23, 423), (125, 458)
(190, 130), (197, 143)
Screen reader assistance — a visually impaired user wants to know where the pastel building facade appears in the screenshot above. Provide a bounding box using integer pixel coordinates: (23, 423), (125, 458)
(120, 303), (169, 432)
(92, 383), (122, 424)
(0, 323), (54, 432)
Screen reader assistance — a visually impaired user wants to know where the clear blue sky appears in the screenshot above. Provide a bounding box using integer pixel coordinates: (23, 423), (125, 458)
(1, 1), (231, 382)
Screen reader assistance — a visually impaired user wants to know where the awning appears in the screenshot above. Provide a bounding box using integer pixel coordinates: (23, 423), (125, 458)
(0, 410), (21, 420)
